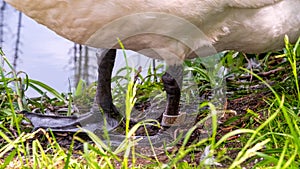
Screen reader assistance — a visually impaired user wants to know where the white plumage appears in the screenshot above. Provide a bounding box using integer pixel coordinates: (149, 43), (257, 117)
(4, 0), (300, 64)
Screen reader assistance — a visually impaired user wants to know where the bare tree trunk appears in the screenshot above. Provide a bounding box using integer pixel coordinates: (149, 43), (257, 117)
(72, 44), (96, 88)
(73, 43), (84, 87)
(83, 46), (89, 85)
(152, 59), (158, 82)
(0, 1), (6, 48)
(13, 11), (22, 69)
(77, 44), (82, 86)
(73, 43), (79, 87)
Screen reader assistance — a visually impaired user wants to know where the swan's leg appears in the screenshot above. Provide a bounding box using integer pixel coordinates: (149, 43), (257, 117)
(162, 73), (181, 116)
(96, 49), (121, 120)
(161, 64), (185, 126)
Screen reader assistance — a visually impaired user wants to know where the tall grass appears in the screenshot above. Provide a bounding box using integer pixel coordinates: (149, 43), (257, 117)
(228, 36), (300, 168)
(0, 35), (300, 168)
(0, 48), (73, 168)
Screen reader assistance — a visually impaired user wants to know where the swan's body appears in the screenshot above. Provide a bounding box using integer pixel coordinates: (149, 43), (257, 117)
(5, 0), (300, 63)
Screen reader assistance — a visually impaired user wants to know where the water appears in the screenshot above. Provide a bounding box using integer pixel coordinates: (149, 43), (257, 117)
(2, 7), (156, 97)
(3, 7), (72, 96)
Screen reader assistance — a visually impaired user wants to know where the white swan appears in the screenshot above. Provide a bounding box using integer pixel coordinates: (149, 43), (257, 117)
(5, 0), (300, 59)
(4, 0), (300, 131)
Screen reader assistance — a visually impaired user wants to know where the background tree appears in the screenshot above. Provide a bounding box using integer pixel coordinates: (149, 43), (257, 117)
(71, 44), (97, 87)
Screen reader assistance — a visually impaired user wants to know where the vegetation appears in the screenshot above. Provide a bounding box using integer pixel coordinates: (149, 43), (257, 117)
(0, 36), (300, 168)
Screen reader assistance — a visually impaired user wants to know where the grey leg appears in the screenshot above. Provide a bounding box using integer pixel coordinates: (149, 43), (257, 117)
(162, 72), (181, 116)
(162, 64), (183, 116)
(96, 49), (121, 120)
(161, 64), (186, 127)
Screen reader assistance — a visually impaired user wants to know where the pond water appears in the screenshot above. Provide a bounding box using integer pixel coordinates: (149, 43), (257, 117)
(3, 6), (157, 97)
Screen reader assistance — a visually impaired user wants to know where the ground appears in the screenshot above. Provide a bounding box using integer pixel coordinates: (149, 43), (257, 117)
(1, 51), (298, 168)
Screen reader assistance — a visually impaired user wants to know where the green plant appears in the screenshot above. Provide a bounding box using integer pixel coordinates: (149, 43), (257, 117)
(0, 35), (300, 168)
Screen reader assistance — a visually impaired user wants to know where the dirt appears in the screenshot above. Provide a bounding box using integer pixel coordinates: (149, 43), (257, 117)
(3, 87), (268, 168)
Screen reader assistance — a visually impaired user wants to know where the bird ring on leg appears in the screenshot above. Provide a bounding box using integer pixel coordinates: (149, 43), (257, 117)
(161, 112), (186, 127)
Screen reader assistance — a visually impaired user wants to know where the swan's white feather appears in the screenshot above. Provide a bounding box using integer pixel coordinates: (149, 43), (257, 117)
(4, 0), (300, 64)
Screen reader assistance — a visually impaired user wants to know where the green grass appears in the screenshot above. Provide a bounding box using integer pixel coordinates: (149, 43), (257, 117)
(0, 36), (300, 168)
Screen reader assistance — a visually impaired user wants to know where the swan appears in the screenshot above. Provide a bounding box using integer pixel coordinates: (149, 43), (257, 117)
(4, 0), (300, 133)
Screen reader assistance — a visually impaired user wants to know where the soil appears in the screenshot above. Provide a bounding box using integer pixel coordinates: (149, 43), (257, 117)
(5, 84), (270, 168)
